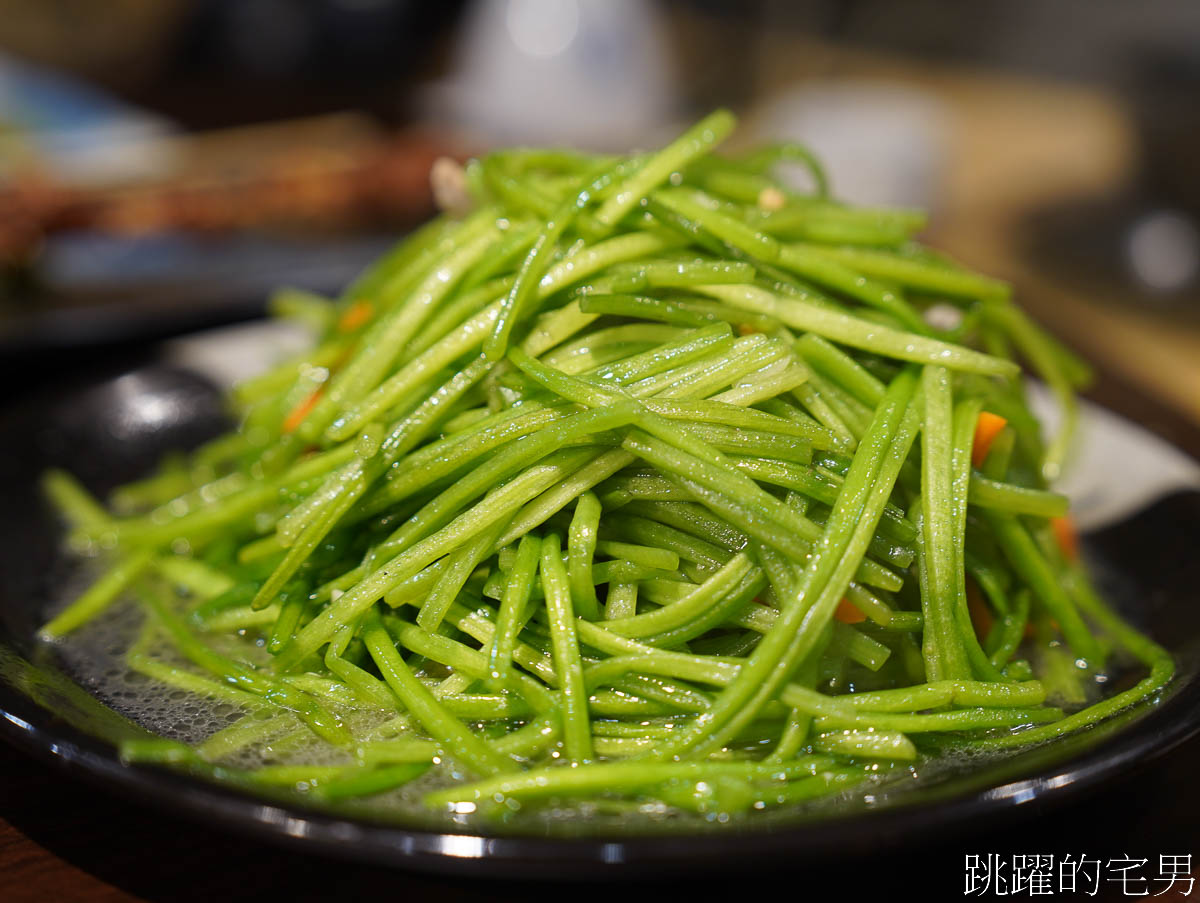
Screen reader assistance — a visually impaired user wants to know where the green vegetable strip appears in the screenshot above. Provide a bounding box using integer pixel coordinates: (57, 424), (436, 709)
(982, 511), (1102, 666)
(982, 302), (1090, 481)
(155, 556), (235, 600)
(128, 649), (266, 711)
(539, 534), (594, 763)
(198, 713), (297, 762)
(362, 612), (514, 776)
(634, 500), (752, 554)
(593, 109), (735, 228)
(968, 475), (1069, 518)
(768, 660), (819, 762)
(543, 323), (684, 369)
(298, 217), (500, 440)
(727, 456), (915, 545)
(254, 357), (493, 607)
(380, 405), (639, 555)
(957, 570), (1173, 751)
(566, 492), (603, 621)
(425, 757), (835, 807)
(794, 333), (886, 407)
(650, 188), (782, 262)
(40, 548), (155, 639)
(326, 298), (507, 441)
(813, 730), (917, 761)
(732, 390), (921, 725)
(797, 245), (1009, 303)
(499, 448), (637, 546)
(488, 534), (541, 683)
(266, 587), (307, 655)
(416, 519), (508, 631)
(103, 443), (356, 547)
(274, 446), (602, 669)
(310, 762), (431, 802)
(605, 582), (639, 620)
(918, 366), (972, 681)
(42, 469), (112, 532)
(594, 540), (678, 572)
(738, 142), (830, 198)
(949, 398), (1007, 682)
(508, 349), (845, 558)
(340, 213), (455, 312)
(579, 293), (718, 329)
(600, 553), (755, 639)
(387, 617), (556, 713)
(485, 168), (602, 361)
(254, 476), (364, 609)
(603, 513), (732, 572)
(776, 243), (928, 333)
(324, 625), (400, 711)
(988, 589), (1031, 670)
(698, 283), (1019, 377)
(624, 259), (757, 289)
(619, 433), (901, 591)
(138, 586), (352, 747)
(365, 404), (566, 515)
(656, 369), (919, 758)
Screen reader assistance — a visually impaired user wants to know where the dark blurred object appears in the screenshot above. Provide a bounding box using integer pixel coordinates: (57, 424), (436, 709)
(0, 231), (392, 359)
(1024, 201), (1198, 312)
(175, 0), (459, 79)
(1020, 41), (1200, 317)
(746, 0), (1200, 88)
(662, 0), (767, 113)
(132, 0), (465, 129)
(1130, 43), (1200, 218)
(0, 0), (466, 129)
(0, 0), (189, 87)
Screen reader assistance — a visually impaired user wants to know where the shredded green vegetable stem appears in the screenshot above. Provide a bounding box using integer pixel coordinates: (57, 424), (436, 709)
(41, 111), (1173, 820)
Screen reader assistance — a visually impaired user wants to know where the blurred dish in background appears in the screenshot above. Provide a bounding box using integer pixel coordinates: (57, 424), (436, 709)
(0, 114), (450, 259)
(422, 0), (679, 149)
(0, 56), (461, 355)
(751, 80), (948, 211)
(0, 109), (457, 356)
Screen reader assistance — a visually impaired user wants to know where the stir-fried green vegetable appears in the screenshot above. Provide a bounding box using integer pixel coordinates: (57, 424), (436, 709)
(40, 111), (1174, 820)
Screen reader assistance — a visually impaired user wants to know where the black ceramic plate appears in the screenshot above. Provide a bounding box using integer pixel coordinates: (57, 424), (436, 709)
(1, 346), (1199, 879)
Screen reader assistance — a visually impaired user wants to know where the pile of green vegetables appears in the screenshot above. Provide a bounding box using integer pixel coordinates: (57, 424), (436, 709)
(41, 110), (1174, 820)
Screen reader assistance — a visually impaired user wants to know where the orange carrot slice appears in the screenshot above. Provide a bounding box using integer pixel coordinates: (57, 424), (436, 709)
(966, 578), (993, 641)
(834, 598), (866, 624)
(282, 388), (323, 434)
(971, 411), (1008, 468)
(337, 299), (374, 333)
(1051, 515), (1078, 561)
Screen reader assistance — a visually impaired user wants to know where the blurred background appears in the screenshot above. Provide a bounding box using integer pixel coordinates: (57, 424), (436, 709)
(0, 0), (1197, 426)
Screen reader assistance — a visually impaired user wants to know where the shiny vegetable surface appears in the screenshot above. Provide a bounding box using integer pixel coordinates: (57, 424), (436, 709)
(40, 111), (1173, 821)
